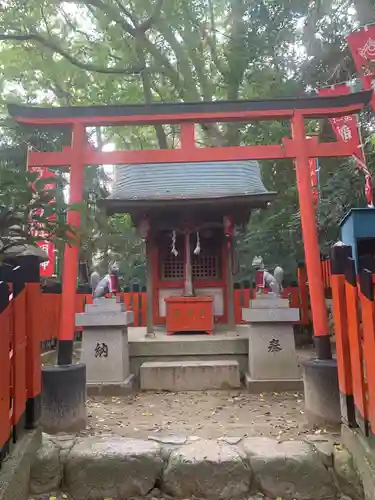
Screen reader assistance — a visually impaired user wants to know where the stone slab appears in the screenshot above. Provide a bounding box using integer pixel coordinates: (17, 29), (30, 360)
(76, 310), (134, 327)
(0, 429), (41, 500)
(247, 324), (300, 380)
(244, 373), (303, 393)
(163, 439), (251, 499)
(341, 425), (375, 500)
(65, 436), (163, 500)
(140, 360), (241, 391)
(28, 434), (364, 500)
(93, 297), (118, 306)
(86, 373), (136, 396)
(250, 296), (290, 308)
(85, 302), (127, 313)
(81, 327), (130, 384)
(243, 307), (300, 323)
(241, 437), (337, 499)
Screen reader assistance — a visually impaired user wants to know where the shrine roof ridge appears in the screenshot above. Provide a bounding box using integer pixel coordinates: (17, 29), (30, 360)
(7, 90), (372, 123)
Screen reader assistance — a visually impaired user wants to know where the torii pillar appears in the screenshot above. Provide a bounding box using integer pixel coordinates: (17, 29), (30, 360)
(292, 112), (339, 427)
(41, 123), (87, 434)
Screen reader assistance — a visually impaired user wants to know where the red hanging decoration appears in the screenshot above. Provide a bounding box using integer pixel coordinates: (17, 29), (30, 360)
(318, 85), (374, 207)
(309, 158), (319, 204)
(28, 165), (57, 277)
(347, 27), (375, 89)
(223, 215), (233, 238)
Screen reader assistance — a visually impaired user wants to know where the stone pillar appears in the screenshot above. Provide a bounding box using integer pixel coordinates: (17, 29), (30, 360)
(242, 294), (302, 393)
(76, 298), (134, 395)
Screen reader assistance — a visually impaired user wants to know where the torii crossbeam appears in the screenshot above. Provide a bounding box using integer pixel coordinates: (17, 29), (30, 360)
(8, 90), (372, 365)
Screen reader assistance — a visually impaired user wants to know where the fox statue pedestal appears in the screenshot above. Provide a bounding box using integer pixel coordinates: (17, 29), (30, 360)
(76, 297), (135, 395)
(242, 294), (303, 393)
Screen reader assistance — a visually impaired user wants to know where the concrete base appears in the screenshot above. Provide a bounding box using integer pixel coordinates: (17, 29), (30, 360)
(341, 424), (375, 500)
(77, 297), (133, 385)
(302, 358), (341, 427)
(86, 373), (136, 396)
(247, 324), (300, 380)
(0, 429), (41, 500)
(81, 326), (130, 384)
(140, 360), (241, 391)
(41, 364), (87, 434)
(244, 373), (303, 394)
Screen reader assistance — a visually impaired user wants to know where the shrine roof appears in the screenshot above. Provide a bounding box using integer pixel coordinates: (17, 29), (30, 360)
(7, 90), (372, 124)
(105, 160), (275, 213)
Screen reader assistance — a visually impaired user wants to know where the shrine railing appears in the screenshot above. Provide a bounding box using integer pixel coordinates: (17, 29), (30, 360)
(39, 278), (310, 345)
(0, 257), (41, 467)
(330, 245), (375, 444)
(321, 256), (332, 297)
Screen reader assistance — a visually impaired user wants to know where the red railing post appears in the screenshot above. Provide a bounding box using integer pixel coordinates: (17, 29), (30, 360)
(345, 256), (368, 435)
(23, 256), (42, 429)
(330, 245), (356, 427)
(0, 281), (11, 466)
(359, 268), (375, 443)
(297, 262), (309, 326)
(11, 265), (27, 442)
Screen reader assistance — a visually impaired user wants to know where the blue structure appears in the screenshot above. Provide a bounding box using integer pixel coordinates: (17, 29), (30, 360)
(339, 208), (375, 272)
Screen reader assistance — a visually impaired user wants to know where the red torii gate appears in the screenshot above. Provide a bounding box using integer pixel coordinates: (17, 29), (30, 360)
(8, 91), (372, 367)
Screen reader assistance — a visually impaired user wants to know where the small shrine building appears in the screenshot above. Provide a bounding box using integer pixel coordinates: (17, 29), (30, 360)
(104, 160), (275, 334)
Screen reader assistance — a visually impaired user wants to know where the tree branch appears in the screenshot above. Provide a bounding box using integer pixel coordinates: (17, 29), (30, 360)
(0, 33), (144, 74)
(136, 43), (168, 149)
(114, 0), (164, 34)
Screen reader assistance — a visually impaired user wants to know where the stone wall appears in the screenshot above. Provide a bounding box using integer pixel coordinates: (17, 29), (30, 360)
(30, 433), (364, 500)
(0, 430), (41, 500)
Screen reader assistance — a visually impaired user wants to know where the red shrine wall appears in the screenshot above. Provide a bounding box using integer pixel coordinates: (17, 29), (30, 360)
(151, 231), (228, 325)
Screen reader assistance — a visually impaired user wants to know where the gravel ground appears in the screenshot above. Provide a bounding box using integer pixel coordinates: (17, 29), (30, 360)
(80, 389), (336, 441)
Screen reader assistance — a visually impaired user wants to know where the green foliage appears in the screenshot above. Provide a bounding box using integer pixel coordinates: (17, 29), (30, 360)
(0, 164), (78, 259)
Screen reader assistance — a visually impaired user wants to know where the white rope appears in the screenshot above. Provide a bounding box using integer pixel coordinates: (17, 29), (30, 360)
(171, 230), (178, 257)
(193, 231), (201, 255)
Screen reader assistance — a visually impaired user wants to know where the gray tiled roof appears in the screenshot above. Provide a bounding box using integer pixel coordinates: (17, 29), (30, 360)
(110, 160), (270, 201)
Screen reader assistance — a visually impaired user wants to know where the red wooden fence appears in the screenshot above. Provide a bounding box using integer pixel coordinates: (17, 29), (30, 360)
(0, 258), (41, 467)
(39, 285), (310, 342)
(331, 245), (375, 443)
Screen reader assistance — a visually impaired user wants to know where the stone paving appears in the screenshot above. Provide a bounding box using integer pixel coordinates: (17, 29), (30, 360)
(29, 432), (364, 500)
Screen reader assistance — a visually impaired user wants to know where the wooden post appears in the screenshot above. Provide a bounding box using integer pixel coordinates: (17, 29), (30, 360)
(226, 239), (235, 330)
(58, 123), (86, 365)
(359, 268), (375, 438)
(345, 256), (368, 435)
(292, 113), (330, 360)
(146, 238), (154, 336)
(330, 245), (356, 427)
(184, 231), (193, 295)
(297, 262), (309, 326)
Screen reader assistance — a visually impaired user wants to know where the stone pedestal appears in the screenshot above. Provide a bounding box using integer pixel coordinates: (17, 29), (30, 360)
(242, 294), (303, 393)
(75, 298), (135, 394)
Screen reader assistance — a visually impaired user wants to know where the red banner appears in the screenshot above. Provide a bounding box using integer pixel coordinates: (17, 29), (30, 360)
(347, 27), (375, 88)
(28, 166), (56, 276)
(318, 85), (373, 206)
(319, 85), (364, 161)
(309, 158), (319, 204)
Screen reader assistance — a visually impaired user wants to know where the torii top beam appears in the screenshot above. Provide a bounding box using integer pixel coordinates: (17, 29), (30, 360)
(7, 90), (372, 126)
(7, 90), (373, 167)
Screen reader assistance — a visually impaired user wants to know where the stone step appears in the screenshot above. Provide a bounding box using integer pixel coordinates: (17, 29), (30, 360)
(140, 360), (241, 391)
